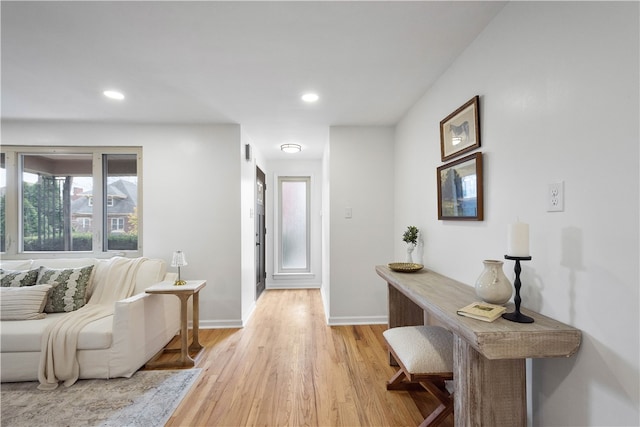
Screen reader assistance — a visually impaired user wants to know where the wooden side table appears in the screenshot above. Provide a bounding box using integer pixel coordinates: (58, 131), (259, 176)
(144, 280), (206, 368)
(377, 265), (581, 427)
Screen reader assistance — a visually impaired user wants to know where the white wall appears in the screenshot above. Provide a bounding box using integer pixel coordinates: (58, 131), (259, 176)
(264, 158), (323, 289)
(240, 137), (260, 325)
(328, 126), (395, 324)
(394, 2), (639, 426)
(321, 140), (331, 321)
(1, 120), (245, 327)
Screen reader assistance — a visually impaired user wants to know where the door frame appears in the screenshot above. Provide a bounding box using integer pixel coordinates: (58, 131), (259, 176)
(255, 166), (266, 299)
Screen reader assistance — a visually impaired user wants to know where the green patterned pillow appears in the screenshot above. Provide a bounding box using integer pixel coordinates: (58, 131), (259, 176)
(36, 265), (95, 313)
(0, 268), (40, 287)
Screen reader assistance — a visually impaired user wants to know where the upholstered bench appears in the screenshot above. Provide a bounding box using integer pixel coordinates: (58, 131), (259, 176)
(383, 325), (454, 427)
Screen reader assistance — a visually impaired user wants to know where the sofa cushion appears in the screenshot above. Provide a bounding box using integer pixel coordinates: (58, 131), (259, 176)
(383, 326), (454, 374)
(36, 265), (95, 313)
(0, 284), (52, 320)
(0, 268), (40, 287)
(0, 313), (113, 352)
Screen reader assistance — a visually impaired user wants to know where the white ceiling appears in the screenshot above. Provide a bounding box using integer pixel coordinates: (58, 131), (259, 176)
(1, 1), (506, 160)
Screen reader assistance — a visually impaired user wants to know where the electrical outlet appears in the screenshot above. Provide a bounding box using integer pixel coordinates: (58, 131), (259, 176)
(547, 181), (564, 212)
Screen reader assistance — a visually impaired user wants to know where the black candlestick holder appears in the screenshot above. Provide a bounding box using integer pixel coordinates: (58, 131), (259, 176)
(502, 255), (534, 323)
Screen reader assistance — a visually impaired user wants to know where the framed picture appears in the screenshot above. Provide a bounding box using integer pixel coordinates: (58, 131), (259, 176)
(437, 152), (483, 221)
(440, 95), (480, 162)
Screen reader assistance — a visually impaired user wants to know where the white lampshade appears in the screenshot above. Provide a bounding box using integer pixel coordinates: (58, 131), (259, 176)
(171, 250), (188, 267)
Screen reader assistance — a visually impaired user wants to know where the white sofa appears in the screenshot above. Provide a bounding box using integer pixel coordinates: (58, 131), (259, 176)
(0, 257), (180, 383)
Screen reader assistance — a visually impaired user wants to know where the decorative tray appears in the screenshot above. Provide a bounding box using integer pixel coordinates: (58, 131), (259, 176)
(388, 262), (424, 273)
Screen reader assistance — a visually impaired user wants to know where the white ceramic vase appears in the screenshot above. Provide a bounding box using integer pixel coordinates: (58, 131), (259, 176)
(475, 260), (512, 305)
(406, 243), (415, 263)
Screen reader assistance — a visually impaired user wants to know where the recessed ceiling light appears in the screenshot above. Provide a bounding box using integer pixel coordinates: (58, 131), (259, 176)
(281, 143), (302, 153)
(103, 90), (125, 100)
(301, 93), (319, 103)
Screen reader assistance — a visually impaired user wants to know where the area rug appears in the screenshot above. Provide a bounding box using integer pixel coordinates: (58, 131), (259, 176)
(1, 369), (201, 427)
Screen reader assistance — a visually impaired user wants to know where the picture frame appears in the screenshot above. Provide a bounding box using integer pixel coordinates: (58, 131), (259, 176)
(437, 152), (483, 221)
(440, 95), (480, 162)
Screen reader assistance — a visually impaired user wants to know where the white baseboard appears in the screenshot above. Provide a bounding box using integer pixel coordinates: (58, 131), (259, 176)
(196, 295), (387, 328)
(267, 283), (322, 290)
(198, 315), (387, 328)
(199, 319), (244, 329)
(241, 301), (257, 326)
(327, 315), (388, 326)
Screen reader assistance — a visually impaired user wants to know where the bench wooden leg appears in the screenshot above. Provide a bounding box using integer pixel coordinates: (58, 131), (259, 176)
(387, 369), (406, 390)
(383, 326), (455, 427)
(419, 381), (454, 427)
(420, 400), (453, 427)
(387, 369), (429, 391)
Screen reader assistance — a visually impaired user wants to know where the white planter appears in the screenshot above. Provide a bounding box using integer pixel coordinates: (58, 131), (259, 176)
(406, 243), (416, 263)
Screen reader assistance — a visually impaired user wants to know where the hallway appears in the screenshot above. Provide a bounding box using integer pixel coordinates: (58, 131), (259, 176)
(165, 289), (452, 426)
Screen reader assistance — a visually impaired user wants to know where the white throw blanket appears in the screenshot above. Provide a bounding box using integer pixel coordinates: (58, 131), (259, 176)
(38, 257), (147, 390)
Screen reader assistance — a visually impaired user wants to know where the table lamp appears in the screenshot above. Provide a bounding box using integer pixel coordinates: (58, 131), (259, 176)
(171, 250), (188, 286)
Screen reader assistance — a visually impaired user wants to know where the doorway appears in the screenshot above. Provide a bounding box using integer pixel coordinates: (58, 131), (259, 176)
(256, 166), (266, 299)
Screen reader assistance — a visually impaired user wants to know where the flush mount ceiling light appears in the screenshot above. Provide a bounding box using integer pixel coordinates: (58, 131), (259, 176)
(103, 90), (125, 100)
(301, 92), (319, 103)
(281, 143), (302, 153)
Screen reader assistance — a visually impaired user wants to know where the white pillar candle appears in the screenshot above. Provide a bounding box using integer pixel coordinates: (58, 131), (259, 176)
(507, 222), (530, 257)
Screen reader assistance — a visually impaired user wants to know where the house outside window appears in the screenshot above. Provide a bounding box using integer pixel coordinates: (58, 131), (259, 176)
(0, 146), (141, 256)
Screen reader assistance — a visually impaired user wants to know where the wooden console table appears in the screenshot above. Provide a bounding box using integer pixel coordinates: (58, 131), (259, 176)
(376, 265), (581, 427)
(144, 280), (206, 368)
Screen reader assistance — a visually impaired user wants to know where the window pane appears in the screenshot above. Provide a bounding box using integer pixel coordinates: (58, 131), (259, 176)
(105, 154), (138, 251)
(22, 153), (93, 251)
(281, 179), (308, 269)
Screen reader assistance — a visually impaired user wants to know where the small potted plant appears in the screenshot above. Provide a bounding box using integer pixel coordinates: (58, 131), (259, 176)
(402, 226), (419, 263)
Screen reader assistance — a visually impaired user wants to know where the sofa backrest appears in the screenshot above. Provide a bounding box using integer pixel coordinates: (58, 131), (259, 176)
(2, 257), (166, 298)
(31, 258), (99, 270)
(133, 258), (166, 294)
(0, 259), (34, 270)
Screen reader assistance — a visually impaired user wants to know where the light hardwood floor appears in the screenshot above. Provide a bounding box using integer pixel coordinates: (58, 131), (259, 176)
(158, 289), (453, 427)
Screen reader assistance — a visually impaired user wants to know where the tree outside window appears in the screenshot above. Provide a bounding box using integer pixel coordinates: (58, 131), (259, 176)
(0, 148), (141, 255)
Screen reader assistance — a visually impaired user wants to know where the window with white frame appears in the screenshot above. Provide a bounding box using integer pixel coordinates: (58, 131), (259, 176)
(277, 176), (310, 273)
(111, 217), (125, 232)
(75, 217), (92, 233)
(0, 146), (141, 255)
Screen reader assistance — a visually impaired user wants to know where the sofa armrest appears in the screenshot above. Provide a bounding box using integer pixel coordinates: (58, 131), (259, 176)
(108, 292), (180, 377)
